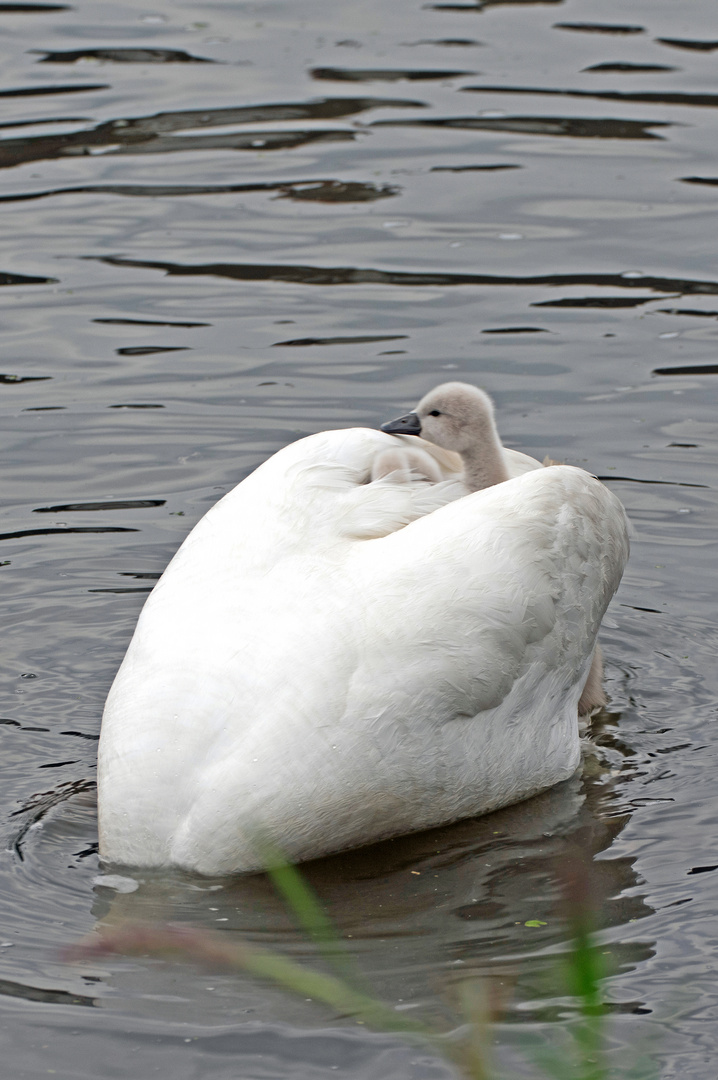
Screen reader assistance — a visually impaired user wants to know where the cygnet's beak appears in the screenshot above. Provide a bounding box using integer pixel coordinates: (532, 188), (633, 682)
(380, 411), (422, 436)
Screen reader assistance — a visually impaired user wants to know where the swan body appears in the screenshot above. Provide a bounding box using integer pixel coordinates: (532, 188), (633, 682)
(98, 405), (629, 876)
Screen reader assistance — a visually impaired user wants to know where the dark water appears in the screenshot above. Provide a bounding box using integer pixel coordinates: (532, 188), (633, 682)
(2, 0), (718, 1076)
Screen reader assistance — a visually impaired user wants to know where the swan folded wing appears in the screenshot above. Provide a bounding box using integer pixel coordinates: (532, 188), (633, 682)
(349, 465), (629, 722)
(140, 429), (454, 580)
(337, 474), (467, 539)
(245, 427), (467, 542)
(188, 428), (465, 550)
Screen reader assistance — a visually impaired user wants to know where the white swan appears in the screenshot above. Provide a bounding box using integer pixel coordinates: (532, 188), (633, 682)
(97, 385), (629, 875)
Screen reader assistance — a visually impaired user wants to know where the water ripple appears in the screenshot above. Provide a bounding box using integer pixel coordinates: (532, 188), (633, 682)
(0, 96), (423, 168)
(462, 84), (718, 109)
(372, 114), (669, 139)
(35, 47), (217, 64)
(88, 256), (718, 296)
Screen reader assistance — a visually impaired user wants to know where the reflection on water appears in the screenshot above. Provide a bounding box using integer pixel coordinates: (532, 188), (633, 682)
(35, 48), (218, 64)
(462, 84), (718, 108)
(657, 37), (718, 52)
(0, 82), (109, 99)
(373, 114), (671, 138)
(0, 271), (55, 285)
(0, 178), (400, 203)
(1, 0), (718, 1075)
(583, 63), (677, 73)
(84, 748), (653, 1024)
(554, 23), (646, 36)
(0, 96), (423, 169)
(87, 255), (718, 296)
(310, 67), (477, 82)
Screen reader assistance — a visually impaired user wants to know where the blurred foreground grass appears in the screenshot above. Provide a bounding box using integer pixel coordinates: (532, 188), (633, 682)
(67, 853), (654, 1080)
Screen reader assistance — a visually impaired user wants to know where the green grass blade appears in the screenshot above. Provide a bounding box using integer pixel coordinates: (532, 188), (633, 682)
(255, 839), (368, 991)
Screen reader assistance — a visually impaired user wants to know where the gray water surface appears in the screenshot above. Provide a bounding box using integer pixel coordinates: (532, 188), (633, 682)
(2, 0), (718, 1077)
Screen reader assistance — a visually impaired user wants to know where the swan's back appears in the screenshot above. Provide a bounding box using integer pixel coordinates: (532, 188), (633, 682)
(97, 429), (628, 875)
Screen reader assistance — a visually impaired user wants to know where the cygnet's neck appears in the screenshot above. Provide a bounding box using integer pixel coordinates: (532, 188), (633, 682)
(459, 441), (510, 492)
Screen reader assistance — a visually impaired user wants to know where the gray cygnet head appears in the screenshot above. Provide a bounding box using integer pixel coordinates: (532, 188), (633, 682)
(381, 382), (510, 490)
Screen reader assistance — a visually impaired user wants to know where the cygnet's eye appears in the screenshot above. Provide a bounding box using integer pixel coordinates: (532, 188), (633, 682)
(428, 409), (441, 417)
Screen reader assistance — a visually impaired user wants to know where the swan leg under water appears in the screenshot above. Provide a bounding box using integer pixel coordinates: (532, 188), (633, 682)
(577, 642), (605, 716)
(97, 384), (629, 875)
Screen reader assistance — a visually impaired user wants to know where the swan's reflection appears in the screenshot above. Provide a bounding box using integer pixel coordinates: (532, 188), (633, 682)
(90, 720), (653, 1030)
